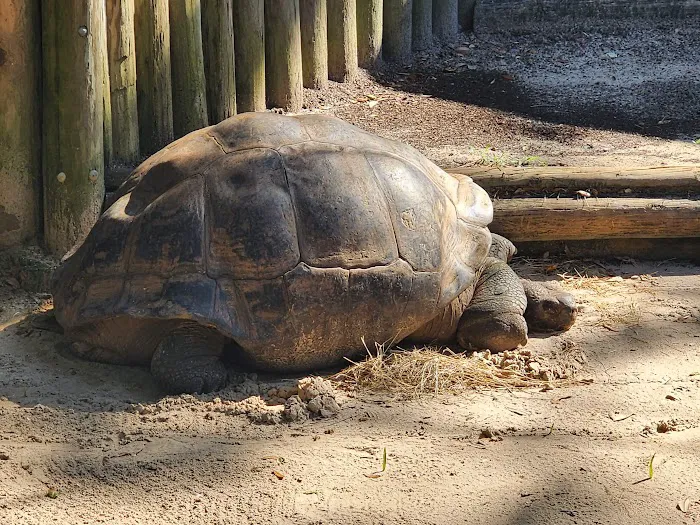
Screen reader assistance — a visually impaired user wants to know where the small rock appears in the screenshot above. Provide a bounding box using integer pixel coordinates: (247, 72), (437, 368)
(306, 394), (340, 417)
(298, 377), (334, 402)
(0, 453), (9, 460)
(665, 394), (677, 401)
(479, 428), (493, 439)
(283, 395), (310, 422)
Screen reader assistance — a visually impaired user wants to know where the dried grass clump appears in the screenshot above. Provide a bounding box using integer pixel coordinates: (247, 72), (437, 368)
(332, 339), (562, 399)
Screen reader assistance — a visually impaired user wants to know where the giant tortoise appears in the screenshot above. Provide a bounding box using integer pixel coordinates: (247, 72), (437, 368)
(52, 113), (576, 394)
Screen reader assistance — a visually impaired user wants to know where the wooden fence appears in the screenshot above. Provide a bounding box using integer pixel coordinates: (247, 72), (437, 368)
(0, 0), (474, 256)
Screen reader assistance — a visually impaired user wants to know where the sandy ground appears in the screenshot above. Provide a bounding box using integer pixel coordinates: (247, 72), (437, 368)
(1, 259), (699, 524)
(2, 26), (700, 525)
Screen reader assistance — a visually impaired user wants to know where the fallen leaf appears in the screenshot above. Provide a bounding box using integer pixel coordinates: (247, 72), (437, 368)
(381, 447), (387, 472)
(368, 100), (378, 109)
(502, 74), (514, 81)
(364, 472), (382, 479)
(366, 94), (377, 100)
(273, 470), (285, 480)
(5, 277), (20, 288)
(648, 453), (656, 479)
(678, 499), (691, 513)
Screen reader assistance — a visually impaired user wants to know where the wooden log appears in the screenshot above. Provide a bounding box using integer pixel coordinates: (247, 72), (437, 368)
(490, 198), (700, 242)
(134, 0), (174, 155)
(447, 165), (700, 194)
(432, 0), (458, 40)
(513, 238), (700, 262)
(42, 0), (107, 255)
(0, 0), (41, 247)
(201, 0), (236, 123)
(327, 0), (358, 82)
(383, 0), (412, 63)
(265, 0), (303, 111)
(106, 0), (140, 166)
(300, 0), (328, 88)
(458, 0), (476, 30)
(232, 0), (265, 112)
(357, 0), (382, 67)
(169, 0), (208, 136)
(412, 0), (432, 51)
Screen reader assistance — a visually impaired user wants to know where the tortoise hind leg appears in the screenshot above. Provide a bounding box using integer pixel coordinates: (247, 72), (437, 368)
(151, 324), (228, 394)
(456, 258), (528, 352)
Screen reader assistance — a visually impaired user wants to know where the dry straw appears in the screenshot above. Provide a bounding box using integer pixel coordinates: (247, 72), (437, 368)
(332, 338), (560, 399)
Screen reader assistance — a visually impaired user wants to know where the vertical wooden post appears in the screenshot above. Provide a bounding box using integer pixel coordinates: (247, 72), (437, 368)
(169, 0), (208, 136)
(356, 0), (382, 67)
(42, 0), (106, 255)
(432, 0), (458, 40)
(101, 24), (113, 169)
(299, 0), (328, 89)
(134, 0), (174, 155)
(327, 0), (358, 82)
(232, 0), (265, 112)
(106, 0), (140, 166)
(0, 0), (41, 247)
(202, 0), (236, 124)
(383, 0), (412, 62)
(265, 0), (303, 111)
(412, 0), (432, 51)
(458, 0), (476, 30)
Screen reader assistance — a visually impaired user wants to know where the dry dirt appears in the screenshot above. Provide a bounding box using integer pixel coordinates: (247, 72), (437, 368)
(2, 26), (700, 525)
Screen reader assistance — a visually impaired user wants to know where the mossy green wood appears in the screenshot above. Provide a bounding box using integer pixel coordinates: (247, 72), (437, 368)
(0, 0), (41, 247)
(327, 0), (358, 82)
(432, 0), (458, 40)
(383, 0), (412, 62)
(265, 0), (303, 111)
(169, 0), (208, 136)
(42, 0), (106, 256)
(412, 0), (432, 51)
(106, 0), (140, 166)
(202, 0), (237, 124)
(357, 0), (382, 67)
(134, 0), (174, 154)
(232, 0), (265, 112)
(300, 0), (328, 89)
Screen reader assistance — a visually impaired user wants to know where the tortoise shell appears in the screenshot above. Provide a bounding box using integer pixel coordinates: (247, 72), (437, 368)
(52, 113), (493, 371)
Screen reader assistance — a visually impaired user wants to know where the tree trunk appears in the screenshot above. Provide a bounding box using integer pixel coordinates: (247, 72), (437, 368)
(432, 0), (458, 40)
(412, 0), (432, 51)
(357, 0), (382, 67)
(169, 0), (208, 136)
(0, 0), (41, 247)
(232, 0), (265, 112)
(202, 0), (236, 123)
(299, 0), (328, 89)
(327, 0), (358, 82)
(134, 0), (174, 155)
(383, 0), (412, 63)
(106, 0), (140, 166)
(42, 0), (106, 256)
(265, 0), (303, 111)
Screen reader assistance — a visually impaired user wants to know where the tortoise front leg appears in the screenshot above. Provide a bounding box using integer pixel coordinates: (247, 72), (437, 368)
(151, 324), (228, 394)
(456, 258), (528, 352)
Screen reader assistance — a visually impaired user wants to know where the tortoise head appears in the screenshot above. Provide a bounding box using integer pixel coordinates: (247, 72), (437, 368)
(523, 282), (577, 333)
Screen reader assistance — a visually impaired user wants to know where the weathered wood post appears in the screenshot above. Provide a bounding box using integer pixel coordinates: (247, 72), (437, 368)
(169, 0), (208, 136)
(458, 0), (476, 30)
(232, 0), (265, 113)
(357, 0), (382, 67)
(265, 0), (303, 111)
(412, 0), (432, 51)
(106, 0), (140, 166)
(432, 0), (458, 40)
(327, 0), (358, 82)
(0, 0), (41, 247)
(101, 25), (113, 169)
(202, 0), (236, 124)
(383, 0), (412, 62)
(42, 0), (107, 255)
(299, 0), (328, 89)
(134, 0), (174, 155)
